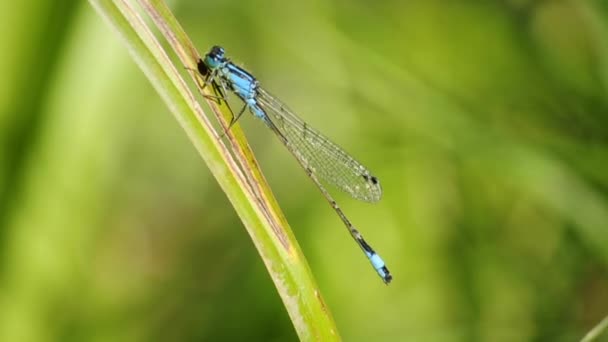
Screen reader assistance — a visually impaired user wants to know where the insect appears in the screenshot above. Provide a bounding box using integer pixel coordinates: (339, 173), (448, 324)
(197, 46), (391, 284)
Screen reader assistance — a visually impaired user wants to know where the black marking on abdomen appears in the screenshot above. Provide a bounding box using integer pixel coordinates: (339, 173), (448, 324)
(381, 267), (392, 283)
(358, 237), (376, 254)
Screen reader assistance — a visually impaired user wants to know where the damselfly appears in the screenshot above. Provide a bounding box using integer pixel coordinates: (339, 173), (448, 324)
(197, 46), (392, 284)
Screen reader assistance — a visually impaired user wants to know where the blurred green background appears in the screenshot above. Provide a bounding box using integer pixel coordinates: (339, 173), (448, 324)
(2, 0), (608, 341)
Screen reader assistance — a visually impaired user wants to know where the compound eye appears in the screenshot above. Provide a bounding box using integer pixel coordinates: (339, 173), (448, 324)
(211, 45), (225, 58)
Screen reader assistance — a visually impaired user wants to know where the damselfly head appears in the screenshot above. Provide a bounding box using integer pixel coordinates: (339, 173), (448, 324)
(204, 45), (226, 70)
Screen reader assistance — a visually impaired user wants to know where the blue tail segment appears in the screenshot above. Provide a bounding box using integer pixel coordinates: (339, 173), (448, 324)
(360, 236), (392, 284)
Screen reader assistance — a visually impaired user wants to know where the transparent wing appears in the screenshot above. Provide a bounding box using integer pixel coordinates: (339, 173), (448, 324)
(255, 87), (382, 203)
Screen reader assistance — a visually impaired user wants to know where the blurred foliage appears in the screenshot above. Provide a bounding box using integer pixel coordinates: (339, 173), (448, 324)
(1, 0), (608, 341)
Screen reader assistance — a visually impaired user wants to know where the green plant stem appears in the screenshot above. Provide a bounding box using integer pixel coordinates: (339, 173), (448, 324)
(582, 315), (608, 342)
(89, 0), (340, 340)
